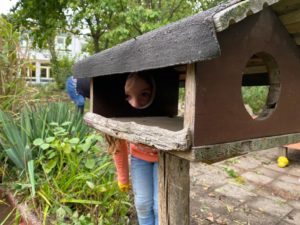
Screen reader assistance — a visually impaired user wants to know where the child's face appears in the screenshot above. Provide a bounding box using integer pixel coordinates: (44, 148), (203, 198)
(125, 76), (153, 109)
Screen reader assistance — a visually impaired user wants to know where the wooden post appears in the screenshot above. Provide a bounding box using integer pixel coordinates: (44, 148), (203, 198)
(158, 64), (196, 225)
(158, 152), (190, 225)
(90, 78), (94, 112)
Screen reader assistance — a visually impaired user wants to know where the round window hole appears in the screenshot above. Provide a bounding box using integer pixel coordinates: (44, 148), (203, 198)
(241, 52), (281, 120)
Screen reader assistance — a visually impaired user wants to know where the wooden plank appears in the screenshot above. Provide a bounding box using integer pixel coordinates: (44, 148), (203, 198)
(83, 112), (191, 151)
(184, 64), (196, 133)
(244, 65), (268, 74)
(159, 152), (190, 225)
(272, 0), (300, 15)
(213, 0), (280, 32)
(293, 33), (300, 45)
(90, 78), (94, 112)
(279, 8), (300, 25)
(285, 21), (300, 34)
(170, 133), (300, 162)
(193, 133), (300, 163)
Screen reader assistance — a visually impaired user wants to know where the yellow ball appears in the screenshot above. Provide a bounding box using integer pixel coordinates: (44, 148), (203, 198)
(277, 156), (289, 168)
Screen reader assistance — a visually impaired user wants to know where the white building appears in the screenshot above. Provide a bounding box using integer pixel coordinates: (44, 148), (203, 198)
(22, 34), (86, 84)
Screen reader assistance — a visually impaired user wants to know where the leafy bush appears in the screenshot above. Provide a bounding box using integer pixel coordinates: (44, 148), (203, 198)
(241, 86), (269, 115)
(52, 56), (74, 90)
(0, 16), (28, 112)
(0, 102), (130, 224)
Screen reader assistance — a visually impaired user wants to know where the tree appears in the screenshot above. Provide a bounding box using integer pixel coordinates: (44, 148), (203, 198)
(10, 0), (227, 57)
(10, 0), (69, 86)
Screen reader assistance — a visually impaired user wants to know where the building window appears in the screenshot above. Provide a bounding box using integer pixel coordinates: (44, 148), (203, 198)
(41, 63), (51, 78)
(56, 36), (66, 49)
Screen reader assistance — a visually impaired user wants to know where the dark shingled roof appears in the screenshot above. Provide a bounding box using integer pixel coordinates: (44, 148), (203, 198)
(73, 0), (241, 78)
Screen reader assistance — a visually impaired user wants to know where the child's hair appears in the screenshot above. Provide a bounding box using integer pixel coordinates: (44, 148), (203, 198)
(125, 72), (154, 91)
(104, 134), (122, 154)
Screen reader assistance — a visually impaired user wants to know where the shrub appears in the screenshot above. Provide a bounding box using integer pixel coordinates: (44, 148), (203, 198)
(241, 86), (269, 115)
(0, 16), (28, 112)
(0, 102), (130, 224)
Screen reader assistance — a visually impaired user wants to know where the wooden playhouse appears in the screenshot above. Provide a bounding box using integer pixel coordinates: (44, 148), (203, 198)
(73, 0), (300, 224)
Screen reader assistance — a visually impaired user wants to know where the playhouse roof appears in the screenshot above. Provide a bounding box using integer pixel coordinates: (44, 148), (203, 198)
(73, 0), (300, 78)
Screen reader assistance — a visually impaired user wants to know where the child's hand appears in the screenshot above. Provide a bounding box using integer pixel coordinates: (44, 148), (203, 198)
(118, 181), (131, 192)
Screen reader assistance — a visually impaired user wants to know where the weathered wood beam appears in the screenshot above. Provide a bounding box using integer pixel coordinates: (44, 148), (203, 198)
(159, 152), (190, 225)
(272, 0), (300, 15)
(279, 8), (300, 25)
(293, 33), (300, 45)
(170, 132), (300, 163)
(90, 78), (94, 112)
(285, 21), (300, 34)
(213, 0), (279, 32)
(244, 65), (268, 74)
(83, 112), (191, 151)
(184, 64), (196, 133)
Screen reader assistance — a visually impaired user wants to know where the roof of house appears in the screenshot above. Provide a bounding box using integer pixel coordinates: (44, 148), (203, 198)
(73, 0), (300, 78)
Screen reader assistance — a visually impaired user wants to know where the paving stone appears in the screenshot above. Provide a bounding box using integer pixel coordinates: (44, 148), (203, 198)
(215, 183), (256, 202)
(287, 167), (300, 177)
(270, 180), (300, 199)
(219, 206), (280, 225)
(254, 166), (282, 178)
(283, 210), (300, 225)
(247, 197), (293, 217)
(242, 171), (274, 185)
(231, 156), (262, 171)
(189, 147), (300, 225)
(253, 148), (280, 161)
(190, 194), (230, 222)
(289, 201), (300, 210)
(190, 162), (228, 188)
(255, 188), (288, 204)
(278, 174), (300, 185)
(264, 163), (291, 174)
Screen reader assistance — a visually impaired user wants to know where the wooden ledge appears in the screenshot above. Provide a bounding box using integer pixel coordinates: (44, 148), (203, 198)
(84, 112), (191, 151)
(171, 132), (300, 163)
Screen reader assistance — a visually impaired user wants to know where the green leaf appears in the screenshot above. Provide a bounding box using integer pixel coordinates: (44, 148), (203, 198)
(45, 136), (55, 143)
(56, 207), (66, 220)
(69, 137), (79, 144)
(78, 142), (91, 152)
(27, 160), (35, 197)
(33, 138), (44, 146)
(86, 181), (95, 189)
(85, 158), (95, 169)
(43, 159), (57, 174)
(61, 121), (71, 126)
(41, 143), (50, 150)
(46, 150), (57, 159)
(60, 198), (103, 205)
(62, 143), (71, 154)
(49, 122), (59, 126)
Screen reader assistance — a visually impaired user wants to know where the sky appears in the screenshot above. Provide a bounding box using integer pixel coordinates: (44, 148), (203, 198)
(0, 0), (17, 15)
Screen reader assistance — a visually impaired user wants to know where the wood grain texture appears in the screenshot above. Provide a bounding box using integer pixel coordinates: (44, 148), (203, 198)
(83, 112), (191, 151)
(159, 152), (190, 225)
(170, 133), (300, 163)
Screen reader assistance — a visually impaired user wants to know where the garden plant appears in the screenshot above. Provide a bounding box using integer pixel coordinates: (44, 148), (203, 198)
(0, 103), (131, 224)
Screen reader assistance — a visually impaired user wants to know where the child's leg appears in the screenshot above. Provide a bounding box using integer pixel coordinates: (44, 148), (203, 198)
(131, 156), (157, 225)
(153, 162), (158, 225)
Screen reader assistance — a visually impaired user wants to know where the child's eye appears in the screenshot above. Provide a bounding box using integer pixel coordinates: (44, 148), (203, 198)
(141, 92), (151, 98)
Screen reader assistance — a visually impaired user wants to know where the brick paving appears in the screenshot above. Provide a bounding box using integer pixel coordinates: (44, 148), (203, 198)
(190, 147), (300, 225)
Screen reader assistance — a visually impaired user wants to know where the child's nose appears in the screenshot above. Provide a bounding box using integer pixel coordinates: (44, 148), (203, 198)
(130, 98), (140, 108)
